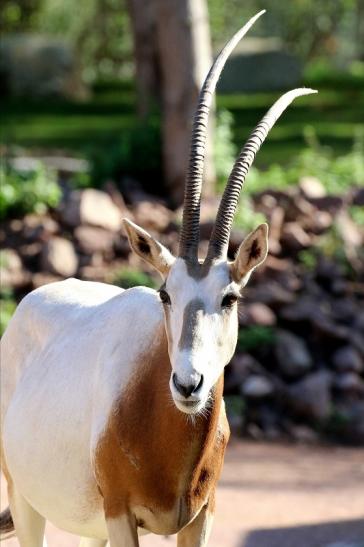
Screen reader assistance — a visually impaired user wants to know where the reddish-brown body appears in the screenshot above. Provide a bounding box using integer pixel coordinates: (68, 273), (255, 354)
(94, 325), (229, 534)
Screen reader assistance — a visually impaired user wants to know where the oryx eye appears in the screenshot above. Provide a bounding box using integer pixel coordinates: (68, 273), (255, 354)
(221, 293), (238, 309)
(159, 289), (171, 305)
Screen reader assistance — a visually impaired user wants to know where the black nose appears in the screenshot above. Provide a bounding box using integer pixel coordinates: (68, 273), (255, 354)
(172, 373), (203, 398)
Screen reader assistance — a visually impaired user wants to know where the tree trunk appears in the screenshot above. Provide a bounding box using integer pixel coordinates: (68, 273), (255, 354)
(127, 0), (159, 118)
(128, 0), (215, 207)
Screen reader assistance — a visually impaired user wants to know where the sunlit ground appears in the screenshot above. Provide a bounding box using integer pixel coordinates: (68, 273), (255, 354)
(2, 441), (364, 547)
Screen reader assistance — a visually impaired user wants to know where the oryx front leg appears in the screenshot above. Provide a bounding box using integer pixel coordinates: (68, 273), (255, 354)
(106, 513), (139, 547)
(177, 498), (214, 547)
(8, 483), (47, 547)
(78, 538), (108, 547)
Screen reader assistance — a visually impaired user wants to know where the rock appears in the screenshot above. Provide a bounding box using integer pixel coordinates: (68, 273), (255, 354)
(247, 282), (295, 308)
(0, 34), (86, 99)
(32, 272), (62, 289)
(288, 371), (332, 421)
(275, 330), (313, 377)
(308, 195), (345, 214)
(244, 303), (276, 326)
(0, 248), (30, 288)
(289, 424), (319, 444)
(133, 200), (172, 232)
(225, 354), (259, 391)
(312, 316), (350, 342)
(22, 214), (59, 241)
(74, 226), (116, 255)
(280, 296), (324, 323)
(334, 372), (364, 394)
(242, 375), (274, 398)
(332, 346), (363, 373)
(218, 37), (302, 93)
(41, 237), (78, 277)
(267, 206), (284, 255)
(281, 222), (312, 251)
(352, 187), (364, 206)
(299, 176), (326, 198)
(60, 189), (122, 231)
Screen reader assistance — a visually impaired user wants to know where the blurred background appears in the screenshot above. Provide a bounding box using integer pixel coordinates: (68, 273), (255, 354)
(1, 1), (364, 544)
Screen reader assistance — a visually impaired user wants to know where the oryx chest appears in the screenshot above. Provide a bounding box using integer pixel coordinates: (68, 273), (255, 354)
(93, 351), (229, 536)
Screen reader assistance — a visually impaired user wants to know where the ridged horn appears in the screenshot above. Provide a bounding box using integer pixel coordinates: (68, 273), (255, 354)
(178, 10), (266, 260)
(206, 87), (317, 261)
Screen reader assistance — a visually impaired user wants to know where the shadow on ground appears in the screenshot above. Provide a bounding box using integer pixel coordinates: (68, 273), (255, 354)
(242, 518), (364, 547)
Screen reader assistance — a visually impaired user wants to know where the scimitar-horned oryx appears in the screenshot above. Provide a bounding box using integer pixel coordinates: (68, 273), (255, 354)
(0, 10), (316, 547)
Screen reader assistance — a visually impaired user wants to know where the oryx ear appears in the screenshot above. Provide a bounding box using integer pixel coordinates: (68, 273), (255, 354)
(123, 218), (175, 277)
(231, 223), (268, 286)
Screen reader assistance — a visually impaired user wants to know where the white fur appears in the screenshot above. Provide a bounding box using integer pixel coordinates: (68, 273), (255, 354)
(165, 259), (238, 414)
(1, 278), (163, 539)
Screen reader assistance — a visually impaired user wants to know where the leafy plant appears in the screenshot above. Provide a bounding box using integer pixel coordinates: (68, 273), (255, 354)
(112, 268), (157, 290)
(0, 288), (17, 336)
(215, 109), (237, 188)
(0, 162), (61, 220)
(237, 325), (276, 353)
(349, 205), (364, 226)
(244, 128), (364, 196)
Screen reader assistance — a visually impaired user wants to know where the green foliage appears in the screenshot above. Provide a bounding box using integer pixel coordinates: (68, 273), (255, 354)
(224, 395), (245, 417)
(0, 288), (17, 336)
(208, 0), (359, 61)
(32, 0), (132, 82)
(237, 325), (276, 353)
(214, 109), (237, 187)
(297, 249), (317, 271)
(89, 117), (162, 191)
(112, 268), (158, 290)
(244, 129), (364, 195)
(349, 205), (364, 226)
(233, 196), (267, 233)
(0, 162), (61, 220)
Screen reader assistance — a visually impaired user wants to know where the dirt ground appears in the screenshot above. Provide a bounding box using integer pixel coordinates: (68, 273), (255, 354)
(1, 440), (364, 547)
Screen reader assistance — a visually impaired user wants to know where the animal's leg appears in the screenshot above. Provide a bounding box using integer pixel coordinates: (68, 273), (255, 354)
(106, 513), (139, 547)
(177, 497), (215, 547)
(8, 483), (46, 547)
(79, 538), (108, 547)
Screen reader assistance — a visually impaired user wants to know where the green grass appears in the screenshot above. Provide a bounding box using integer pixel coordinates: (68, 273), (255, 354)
(1, 77), (363, 173)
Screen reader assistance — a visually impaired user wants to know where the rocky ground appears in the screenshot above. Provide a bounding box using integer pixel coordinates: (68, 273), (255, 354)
(1, 170), (364, 444)
(1, 441), (364, 547)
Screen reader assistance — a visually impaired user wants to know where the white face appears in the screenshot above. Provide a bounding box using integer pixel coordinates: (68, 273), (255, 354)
(160, 258), (239, 415)
(123, 218), (268, 416)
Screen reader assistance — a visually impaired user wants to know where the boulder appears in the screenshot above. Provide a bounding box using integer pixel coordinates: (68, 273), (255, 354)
(332, 346), (363, 373)
(281, 222), (312, 251)
(244, 303), (276, 326)
(288, 371), (332, 421)
(242, 375), (274, 398)
(275, 330), (312, 377)
(41, 237), (78, 277)
(0, 248), (30, 288)
(299, 176), (326, 199)
(74, 226), (116, 255)
(60, 189), (122, 232)
(133, 200), (172, 232)
(0, 34), (86, 99)
(334, 372), (364, 394)
(218, 38), (302, 93)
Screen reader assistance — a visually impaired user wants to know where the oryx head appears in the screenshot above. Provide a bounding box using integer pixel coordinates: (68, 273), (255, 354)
(124, 11), (316, 415)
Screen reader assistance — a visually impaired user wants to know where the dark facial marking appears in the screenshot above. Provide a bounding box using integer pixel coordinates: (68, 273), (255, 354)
(248, 238), (261, 261)
(185, 259), (212, 280)
(138, 235), (151, 255)
(178, 298), (205, 350)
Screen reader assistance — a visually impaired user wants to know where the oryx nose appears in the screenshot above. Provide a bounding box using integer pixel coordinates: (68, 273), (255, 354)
(172, 373), (203, 398)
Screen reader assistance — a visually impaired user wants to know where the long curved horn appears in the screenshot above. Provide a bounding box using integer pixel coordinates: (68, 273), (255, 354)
(179, 10), (266, 260)
(206, 87), (317, 261)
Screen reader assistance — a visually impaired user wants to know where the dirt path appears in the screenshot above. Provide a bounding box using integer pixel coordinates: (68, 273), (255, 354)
(2, 441), (364, 546)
